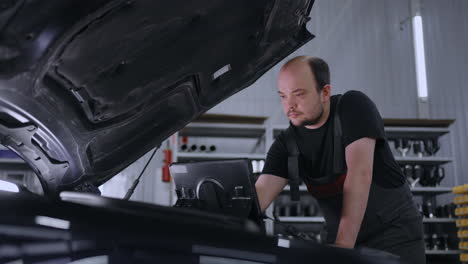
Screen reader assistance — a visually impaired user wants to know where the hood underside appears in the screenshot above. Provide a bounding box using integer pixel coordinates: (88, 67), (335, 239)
(0, 0), (314, 195)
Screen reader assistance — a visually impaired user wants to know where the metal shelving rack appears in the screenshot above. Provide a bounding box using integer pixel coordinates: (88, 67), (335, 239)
(424, 218), (457, 223)
(426, 250), (462, 256)
(411, 187), (453, 194)
(278, 216), (325, 223)
(175, 152), (265, 160)
(172, 122), (267, 162)
(394, 156), (453, 165)
(386, 121), (458, 259)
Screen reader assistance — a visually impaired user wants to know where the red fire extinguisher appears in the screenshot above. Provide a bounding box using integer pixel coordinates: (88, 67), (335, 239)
(162, 141), (172, 182)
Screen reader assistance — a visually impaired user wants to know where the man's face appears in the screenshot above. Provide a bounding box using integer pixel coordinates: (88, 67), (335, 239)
(278, 63), (324, 127)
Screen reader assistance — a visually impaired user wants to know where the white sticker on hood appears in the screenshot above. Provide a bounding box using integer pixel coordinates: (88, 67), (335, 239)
(277, 238), (290, 248)
(212, 64), (232, 80)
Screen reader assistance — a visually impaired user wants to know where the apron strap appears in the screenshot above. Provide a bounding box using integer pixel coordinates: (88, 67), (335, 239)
(284, 95), (344, 201)
(285, 127), (301, 201)
(333, 95), (345, 175)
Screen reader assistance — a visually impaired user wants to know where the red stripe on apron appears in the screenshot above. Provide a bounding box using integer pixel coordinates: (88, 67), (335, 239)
(306, 173), (347, 198)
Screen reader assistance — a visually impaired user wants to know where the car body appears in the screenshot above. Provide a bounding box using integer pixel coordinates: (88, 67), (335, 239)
(0, 0), (315, 195)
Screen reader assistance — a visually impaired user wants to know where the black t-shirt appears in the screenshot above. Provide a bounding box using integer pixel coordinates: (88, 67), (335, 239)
(262, 90), (405, 188)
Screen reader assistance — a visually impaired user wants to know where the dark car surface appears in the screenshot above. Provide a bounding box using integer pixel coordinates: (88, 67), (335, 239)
(0, 0), (315, 195)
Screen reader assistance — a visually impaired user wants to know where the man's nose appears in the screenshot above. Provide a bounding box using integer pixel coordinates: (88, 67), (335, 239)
(285, 96), (296, 109)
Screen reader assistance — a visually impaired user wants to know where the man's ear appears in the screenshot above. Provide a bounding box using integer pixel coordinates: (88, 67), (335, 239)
(321, 84), (331, 102)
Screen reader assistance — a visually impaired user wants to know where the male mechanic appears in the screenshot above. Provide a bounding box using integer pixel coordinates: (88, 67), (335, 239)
(255, 56), (425, 264)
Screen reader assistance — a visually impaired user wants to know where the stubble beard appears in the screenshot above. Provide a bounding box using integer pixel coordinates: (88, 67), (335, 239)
(295, 105), (324, 127)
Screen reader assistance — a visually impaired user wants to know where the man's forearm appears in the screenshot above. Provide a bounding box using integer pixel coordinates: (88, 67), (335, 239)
(255, 174), (288, 212)
(334, 172), (372, 248)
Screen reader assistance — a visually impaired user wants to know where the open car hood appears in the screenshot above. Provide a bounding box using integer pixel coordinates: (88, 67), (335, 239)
(0, 0), (314, 195)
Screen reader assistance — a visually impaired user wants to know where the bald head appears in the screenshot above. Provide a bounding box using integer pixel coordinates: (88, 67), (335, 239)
(280, 56), (330, 92)
(281, 56), (309, 70)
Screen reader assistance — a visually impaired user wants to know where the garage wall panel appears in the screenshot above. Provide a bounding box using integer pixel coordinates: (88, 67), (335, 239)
(424, 0), (468, 185)
(208, 0), (418, 121)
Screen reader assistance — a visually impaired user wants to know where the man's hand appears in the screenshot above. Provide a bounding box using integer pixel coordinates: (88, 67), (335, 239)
(334, 137), (375, 248)
(333, 242), (354, 249)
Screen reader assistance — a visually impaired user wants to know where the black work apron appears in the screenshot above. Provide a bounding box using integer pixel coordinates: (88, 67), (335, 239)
(308, 178), (423, 245)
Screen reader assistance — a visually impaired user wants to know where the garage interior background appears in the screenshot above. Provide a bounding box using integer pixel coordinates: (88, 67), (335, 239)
(0, 1), (465, 263)
(0, 0), (467, 263)
(0, 0), (466, 236)
(94, 0), (468, 207)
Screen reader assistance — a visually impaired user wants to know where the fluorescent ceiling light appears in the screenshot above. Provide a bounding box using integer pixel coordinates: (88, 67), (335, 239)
(412, 14), (428, 99)
(35, 216), (70, 230)
(0, 179), (19, 193)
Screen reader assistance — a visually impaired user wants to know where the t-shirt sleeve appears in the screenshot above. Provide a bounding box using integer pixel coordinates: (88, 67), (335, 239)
(339, 90), (385, 147)
(261, 132), (289, 179)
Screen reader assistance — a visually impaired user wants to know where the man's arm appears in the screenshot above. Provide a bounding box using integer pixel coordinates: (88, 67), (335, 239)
(255, 174), (288, 212)
(334, 137), (375, 248)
